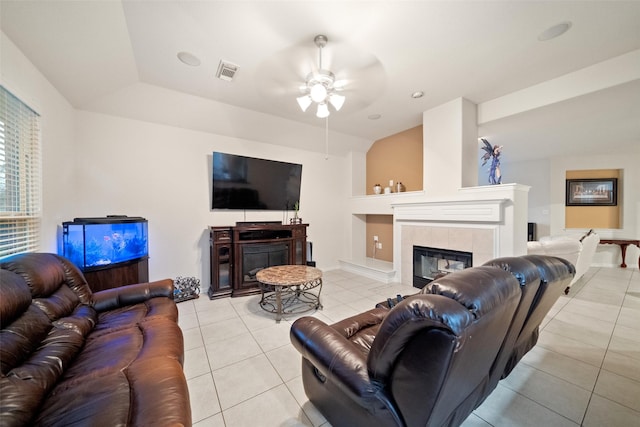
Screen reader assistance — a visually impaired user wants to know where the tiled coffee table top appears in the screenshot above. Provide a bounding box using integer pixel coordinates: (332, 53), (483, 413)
(256, 265), (322, 286)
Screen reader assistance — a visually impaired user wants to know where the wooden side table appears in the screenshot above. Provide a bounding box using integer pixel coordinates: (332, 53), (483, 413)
(599, 239), (640, 269)
(256, 265), (323, 322)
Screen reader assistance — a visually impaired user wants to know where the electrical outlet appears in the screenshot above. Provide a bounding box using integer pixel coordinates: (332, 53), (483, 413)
(377, 242), (382, 249)
(374, 235), (379, 242)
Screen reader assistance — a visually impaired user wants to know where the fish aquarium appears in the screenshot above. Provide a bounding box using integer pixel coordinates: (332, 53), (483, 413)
(62, 216), (148, 271)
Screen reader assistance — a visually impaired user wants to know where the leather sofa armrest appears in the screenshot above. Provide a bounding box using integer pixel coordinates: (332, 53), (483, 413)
(290, 316), (378, 402)
(92, 279), (174, 312)
(373, 294), (417, 310)
(331, 307), (388, 338)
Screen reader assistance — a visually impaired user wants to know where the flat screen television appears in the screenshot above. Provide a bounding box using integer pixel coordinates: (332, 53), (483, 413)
(212, 152), (302, 210)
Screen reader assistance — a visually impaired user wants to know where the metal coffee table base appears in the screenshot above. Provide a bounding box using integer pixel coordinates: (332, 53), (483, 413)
(259, 278), (323, 322)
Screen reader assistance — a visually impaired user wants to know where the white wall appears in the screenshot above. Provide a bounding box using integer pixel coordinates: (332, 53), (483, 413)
(74, 111), (349, 285)
(499, 151), (640, 267)
(550, 151), (640, 267)
(506, 158), (552, 238)
(1, 32), (77, 253)
(2, 30), (351, 289)
(423, 98), (478, 197)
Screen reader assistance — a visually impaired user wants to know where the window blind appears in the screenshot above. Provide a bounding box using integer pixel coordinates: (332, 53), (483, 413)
(0, 86), (42, 258)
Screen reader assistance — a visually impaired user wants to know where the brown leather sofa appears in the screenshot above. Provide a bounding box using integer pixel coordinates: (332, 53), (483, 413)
(290, 255), (574, 427)
(484, 254), (576, 377)
(0, 253), (191, 426)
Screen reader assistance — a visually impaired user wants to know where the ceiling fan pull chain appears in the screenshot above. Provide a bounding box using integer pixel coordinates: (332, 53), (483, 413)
(325, 116), (329, 160)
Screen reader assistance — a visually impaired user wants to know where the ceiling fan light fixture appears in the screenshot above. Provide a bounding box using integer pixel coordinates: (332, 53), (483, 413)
(310, 83), (328, 103)
(296, 35), (346, 118)
(329, 93), (345, 111)
(316, 103), (330, 118)
(297, 95), (312, 112)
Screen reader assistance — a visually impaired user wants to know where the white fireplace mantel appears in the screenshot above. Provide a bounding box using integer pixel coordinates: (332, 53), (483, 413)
(391, 184), (531, 284)
(392, 199), (507, 223)
(344, 184), (530, 284)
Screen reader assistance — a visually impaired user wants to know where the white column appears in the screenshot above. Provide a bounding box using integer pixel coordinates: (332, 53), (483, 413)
(423, 98), (478, 197)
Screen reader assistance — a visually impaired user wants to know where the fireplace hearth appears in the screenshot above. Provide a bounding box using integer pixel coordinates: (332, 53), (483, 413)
(413, 246), (472, 288)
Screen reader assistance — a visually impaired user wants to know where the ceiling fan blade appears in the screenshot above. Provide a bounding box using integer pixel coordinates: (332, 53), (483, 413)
(256, 43), (316, 94)
(255, 36), (387, 114)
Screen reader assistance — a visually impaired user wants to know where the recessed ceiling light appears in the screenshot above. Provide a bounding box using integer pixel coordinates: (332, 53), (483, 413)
(177, 51), (201, 66)
(368, 114), (382, 120)
(411, 91), (424, 99)
(538, 21), (572, 41)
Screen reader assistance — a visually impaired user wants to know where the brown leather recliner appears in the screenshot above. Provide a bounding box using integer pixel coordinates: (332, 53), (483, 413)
(291, 266), (523, 427)
(373, 256), (544, 407)
(474, 256), (542, 398)
(0, 253), (191, 426)
(484, 254), (575, 377)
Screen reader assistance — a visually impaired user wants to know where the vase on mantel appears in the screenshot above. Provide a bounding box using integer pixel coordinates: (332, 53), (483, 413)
(373, 184), (382, 194)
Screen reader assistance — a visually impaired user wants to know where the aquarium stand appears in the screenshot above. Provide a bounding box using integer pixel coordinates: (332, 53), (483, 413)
(83, 257), (149, 292)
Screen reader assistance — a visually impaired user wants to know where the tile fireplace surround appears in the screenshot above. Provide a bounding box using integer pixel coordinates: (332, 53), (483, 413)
(401, 224), (494, 286)
(392, 184), (531, 285)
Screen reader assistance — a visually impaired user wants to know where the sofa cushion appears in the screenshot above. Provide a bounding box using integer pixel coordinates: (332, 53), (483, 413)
(527, 231), (599, 290)
(92, 297), (178, 334)
(367, 295), (473, 382)
(0, 270), (32, 326)
(571, 231), (599, 286)
(481, 257), (542, 395)
(419, 266), (520, 319)
(0, 266), (98, 427)
(527, 236), (581, 267)
(2, 253), (93, 303)
(499, 255), (574, 376)
(330, 307), (388, 355)
(36, 318), (186, 426)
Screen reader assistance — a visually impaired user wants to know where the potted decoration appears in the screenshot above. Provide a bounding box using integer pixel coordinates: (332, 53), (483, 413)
(290, 201), (302, 224)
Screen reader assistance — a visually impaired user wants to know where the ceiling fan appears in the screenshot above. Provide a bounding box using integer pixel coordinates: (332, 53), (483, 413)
(295, 35), (346, 118)
(255, 33), (385, 122)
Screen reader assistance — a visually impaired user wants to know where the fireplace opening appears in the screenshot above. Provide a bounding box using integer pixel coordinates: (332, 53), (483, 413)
(413, 246), (472, 288)
(242, 243), (289, 283)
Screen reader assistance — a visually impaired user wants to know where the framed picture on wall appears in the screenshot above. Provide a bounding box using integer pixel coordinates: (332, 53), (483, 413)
(566, 178), (618, 206)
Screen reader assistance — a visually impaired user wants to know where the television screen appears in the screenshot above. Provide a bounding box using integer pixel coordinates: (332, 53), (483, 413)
(212, 152), (302, 210)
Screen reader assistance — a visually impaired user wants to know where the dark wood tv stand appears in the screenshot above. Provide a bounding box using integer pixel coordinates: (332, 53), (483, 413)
(208, 223), (308, 299)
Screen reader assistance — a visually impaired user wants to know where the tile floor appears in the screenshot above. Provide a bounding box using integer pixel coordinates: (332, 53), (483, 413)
(178, 265), (640, 426)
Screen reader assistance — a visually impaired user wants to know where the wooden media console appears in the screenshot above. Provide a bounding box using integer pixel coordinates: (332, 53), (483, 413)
(208, 222), (308, 299)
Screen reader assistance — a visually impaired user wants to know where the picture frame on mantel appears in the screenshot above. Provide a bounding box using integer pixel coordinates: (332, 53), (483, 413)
(566, 178), (618, 206)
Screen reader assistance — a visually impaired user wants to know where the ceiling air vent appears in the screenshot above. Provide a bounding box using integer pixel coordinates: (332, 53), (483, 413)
(216, 60), (239, 82)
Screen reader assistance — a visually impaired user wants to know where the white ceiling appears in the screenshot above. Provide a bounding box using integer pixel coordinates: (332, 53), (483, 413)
(1, 1), (639, 161)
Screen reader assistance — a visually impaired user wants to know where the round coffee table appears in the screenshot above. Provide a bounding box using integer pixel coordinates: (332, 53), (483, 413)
(256, 265), (323, 322)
